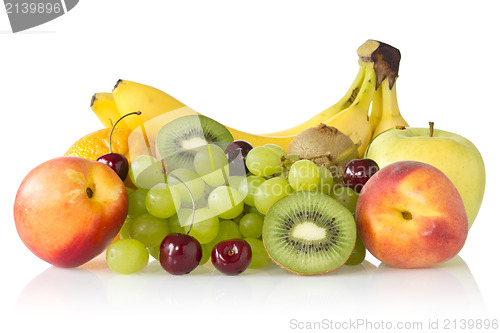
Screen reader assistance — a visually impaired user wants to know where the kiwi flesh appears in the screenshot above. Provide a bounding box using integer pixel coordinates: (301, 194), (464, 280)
(156, 115), (233, 170)
(262, 191), (356, 275)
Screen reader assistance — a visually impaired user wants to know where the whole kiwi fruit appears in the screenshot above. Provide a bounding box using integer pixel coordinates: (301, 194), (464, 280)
(287, 124), (359, 184)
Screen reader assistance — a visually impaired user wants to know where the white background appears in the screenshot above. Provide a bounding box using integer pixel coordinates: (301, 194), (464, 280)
(1, 1), (498, 332)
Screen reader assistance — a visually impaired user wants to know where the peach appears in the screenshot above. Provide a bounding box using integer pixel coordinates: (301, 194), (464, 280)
(14, 156), (128, 268)
(355, 160), (468, 268)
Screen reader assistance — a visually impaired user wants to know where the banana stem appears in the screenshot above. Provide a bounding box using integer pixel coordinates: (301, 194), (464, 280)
(108, 111), (141, 153)
(357, 40), (401, 89)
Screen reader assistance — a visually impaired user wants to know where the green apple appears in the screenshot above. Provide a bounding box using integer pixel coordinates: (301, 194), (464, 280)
(364, 123), (485, 229)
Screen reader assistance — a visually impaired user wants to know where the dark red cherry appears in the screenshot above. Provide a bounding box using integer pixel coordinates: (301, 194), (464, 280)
(225, 140), (253, 176)
(211, 239), (252, 275)
(96, 111), (141, 181)
(159, 233), (202, 275)
(343, 158), (379, 193)
(97, 153), (129, 181)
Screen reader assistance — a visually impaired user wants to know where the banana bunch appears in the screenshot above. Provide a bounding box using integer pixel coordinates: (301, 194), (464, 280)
(90, 40), (408, 158)
(362, 41), (409, 139)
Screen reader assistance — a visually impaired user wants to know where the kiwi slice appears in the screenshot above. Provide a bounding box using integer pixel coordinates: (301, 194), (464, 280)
(262, 191), (356, 275)
(156, 115), (233, 170)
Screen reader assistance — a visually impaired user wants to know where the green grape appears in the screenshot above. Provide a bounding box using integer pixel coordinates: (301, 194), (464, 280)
(145, 183), (181, 219)
(106, 239), (150, 274)
(205, 219), (243, 253)
(199, 243), (211, 265)
(188, 183), (211, 209)
(183, 208), (219, 244)
(227, 175), (247, 189)
(330, 185), (359, 214)
(245, 205), (265, 219)
(129, 212), (170, 247)
(127, 188), (149, 218)
(254, 177), (293, 214)
(318, 167), (334, 195)
(148, 245), (160, 260)
(125, 187), (134, 195)
(207, 185), (244, 219)
(232, 212), (244, 224)
(238, 175), (266, 207)
(194, 144), (230, 187)
(245, 146), (283, 177)
(264, 143), (286, 159)
(218, 219), (243, 240)
(167, 168), (206, 205)
(245, 238), (271, 269)
(344, 233), (366, 265)
(282, 154), (300, 170)
(288, 159), (320, 191)
(168, 212), (187, 234)
(119, 217), (134, 239)
(174, 207), (195, 227)
(239, 213), (264, 238)
(130, 155), (166, 189)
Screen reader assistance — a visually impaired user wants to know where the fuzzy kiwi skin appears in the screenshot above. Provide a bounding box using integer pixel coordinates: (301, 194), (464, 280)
(287, 124), (359, 185)
(262, 191), (356, 275)
(287, 124), (358, 165)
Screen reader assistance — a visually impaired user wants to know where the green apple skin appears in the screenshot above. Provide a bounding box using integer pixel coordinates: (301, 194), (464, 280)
(364, 127), (485, 229)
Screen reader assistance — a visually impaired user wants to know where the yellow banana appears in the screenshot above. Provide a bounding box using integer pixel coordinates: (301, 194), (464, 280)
(109, 79), (295, 153)
(112, 79), (186, 129)
(370, 78), (409, 139)
(262, 62), (367, 136)
(90, 92), (129, 129)
(319, 64), (377, 156)
(368, 84), (383, 133)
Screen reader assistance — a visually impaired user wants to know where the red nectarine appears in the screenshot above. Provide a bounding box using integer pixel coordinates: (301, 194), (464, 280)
(14, 156), (128, 268)
(355, 160), (468, 268)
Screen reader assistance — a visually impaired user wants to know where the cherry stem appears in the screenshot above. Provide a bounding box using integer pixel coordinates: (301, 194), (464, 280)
(429, 121), (434, 138)
(108, 111), (142, 153)
(167, 173), (195, 235)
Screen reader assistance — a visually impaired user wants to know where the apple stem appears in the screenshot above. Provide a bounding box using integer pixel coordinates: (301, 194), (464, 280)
(429, 122), (434, 138)
(167, 173), (195, 235)
(108, 111), (142, 153)
(86, 187), (93, 199)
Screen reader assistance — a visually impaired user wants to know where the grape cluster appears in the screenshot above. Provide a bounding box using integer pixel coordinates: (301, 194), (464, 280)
(106, 140), (369, 274)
